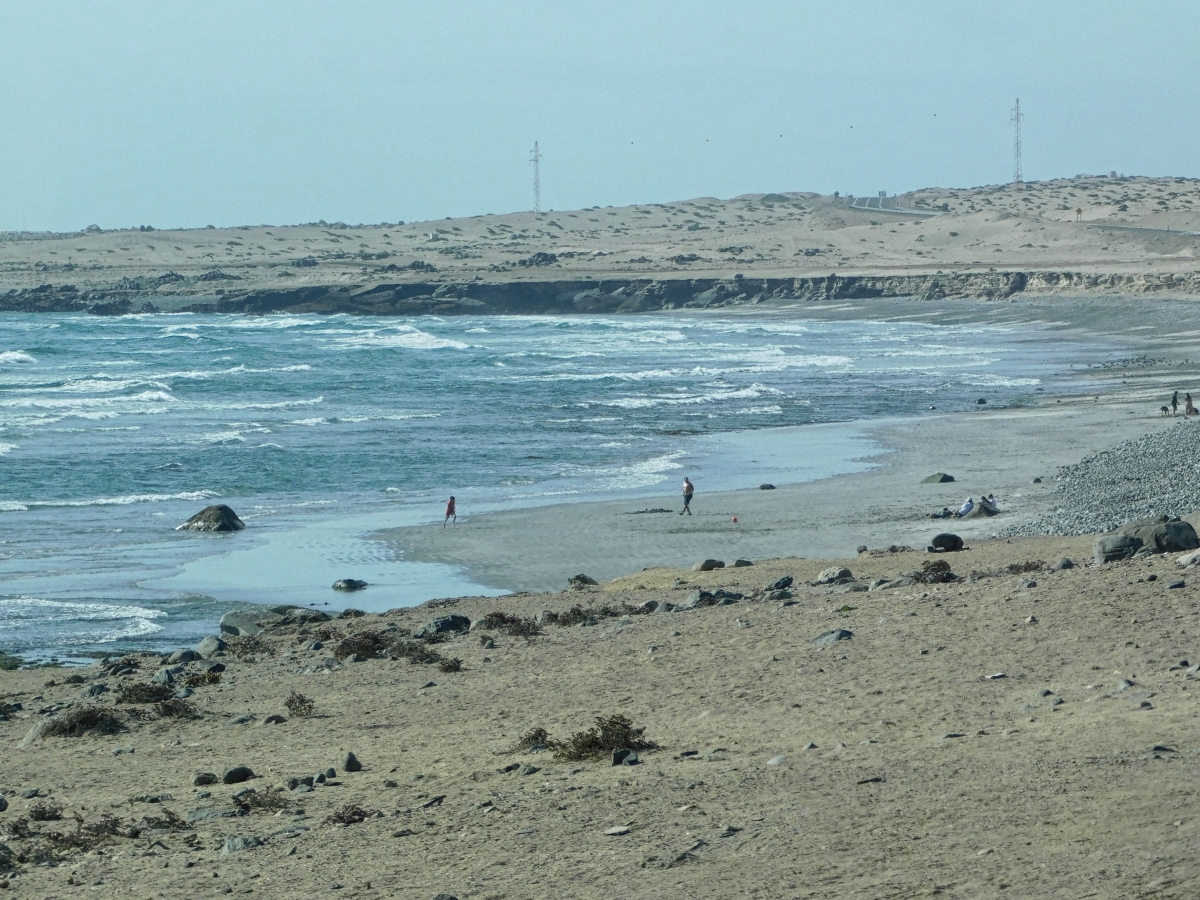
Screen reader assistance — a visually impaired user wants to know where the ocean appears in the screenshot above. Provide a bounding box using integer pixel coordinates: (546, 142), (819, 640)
(0, 310), (1099, 661)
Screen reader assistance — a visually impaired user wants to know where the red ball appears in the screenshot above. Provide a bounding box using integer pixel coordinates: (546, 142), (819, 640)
(731, 517), (738, 523)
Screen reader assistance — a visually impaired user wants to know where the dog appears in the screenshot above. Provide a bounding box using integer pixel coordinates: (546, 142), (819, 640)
(1162, 406), (1172, 416)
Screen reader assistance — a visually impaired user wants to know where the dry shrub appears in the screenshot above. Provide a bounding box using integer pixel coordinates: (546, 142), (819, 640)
(479, 611), (541, 638)
(28, 803), (62, 822)
(545, 715), (659, 761)
(541, 604), (643, 628)
(0, 653), (21, 671)
(388, 639), (443, 666)
(225, 635), (274, 661)
(1005, 559), (1045, 575)
(910, 560), (959, 585)
(115, 682), (173, 704)
(334, 630), (389, 660)
(438, 657), (463, 673)
(184, 671), (221, 688)
(508, 727), (549, 752)
(237, 791), (288, 814)
(62, 674), (87, 685)
(130, 808), (188, 835)
(284, 691), (315, 718)
(324, 804), (376, 826)
(1, 818), (32, 839)
(153, 699), (198, 719)
(44, 706), (124, 738)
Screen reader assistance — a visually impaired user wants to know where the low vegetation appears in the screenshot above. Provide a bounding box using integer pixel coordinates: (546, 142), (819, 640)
(114, 682), (173, 705)
(516, 715), (660, 762)
(284, 691), (315, 718)
(43, 706), (124, 738)
(479, 611), (541, 638)
(324, 804), (377, 826)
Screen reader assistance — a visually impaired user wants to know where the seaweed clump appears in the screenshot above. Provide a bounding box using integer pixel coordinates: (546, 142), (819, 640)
(115, 682), (173, 705)
(43, 706), (125, 738)
(479, 611), (542, 638)
(545, 715), (660, 761)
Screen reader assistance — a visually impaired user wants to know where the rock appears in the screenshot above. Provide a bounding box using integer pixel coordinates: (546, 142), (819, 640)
(765, 589), (793, 602)
(222, 766), (255, 785)
(856, 545), (868, 554)
(1031, 477), (1043, 484)
(922, 473), (955, 483)
(221, 835), (264, 855)
(414, 615), (471, 638)
(1094, 534), (1143, 564)
(82, 683), (109, 698)
(196, 660), (226, 674)
(303, 640), (324, 651)
(176, 504), (245, 532)
(197, 635), (227, 659)
(612, 749), (639, 766)
(976, 398), (987, 405)
(230, 714), (255, 725)
(0, 796), (6, 812)
(815, 567), (851, 585)
(765, 575), (794, 591)
(112, 746), (135, 756)
(342, 752), (363, 772)
(813, 629), (853, 645)
(332, 579), (368, 592)
(219, 610), (265, 638)
(290, 784), (313, 796)
(931, 533), (964, 552)
(262, 715), (287, 726)
(868, 579), (892, 591)
(767, 754), (787, 766)
(692, 559), (725, 572)
(1177, 549), (1200, 568)
(193, 772), (218, 786)
(1051, 558), (1074, 571)
(518, 764), (539, 776)
(759, 483), (776, 490)
(187, 807), (245, 823)
(151, 668), (175, 686)
(287, 776), (314, 790)
(603, 826), (631, 836)
(168, 649), (199, 664)
(732, 559), (754, 567)
(1020, 579), (1037, 589)
(1119, 516), (1200, 553)
(271, 606), (332, 625)
(568, 574), (598, 589)
(1169, 580), (1186, 589)
(833, 581), (868, 593)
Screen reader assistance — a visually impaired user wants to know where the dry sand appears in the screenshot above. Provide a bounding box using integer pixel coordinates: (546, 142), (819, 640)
(5, 175), (1200, 297)
(3, 536), (1200, 899)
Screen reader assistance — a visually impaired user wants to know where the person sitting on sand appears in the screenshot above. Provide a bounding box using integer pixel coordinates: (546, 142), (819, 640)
(1188, 394), (1197, 416)
(956, 497), (974, 517)
(444, 495), (456, 528)
(680, 477), (694, 516)
(983, 494), (999, 511)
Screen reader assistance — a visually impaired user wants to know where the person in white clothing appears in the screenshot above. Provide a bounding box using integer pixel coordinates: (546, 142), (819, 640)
(956, 498), (974, 517)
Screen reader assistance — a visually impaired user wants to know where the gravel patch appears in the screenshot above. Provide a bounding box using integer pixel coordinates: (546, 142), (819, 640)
(1004, 422), (1200, 536)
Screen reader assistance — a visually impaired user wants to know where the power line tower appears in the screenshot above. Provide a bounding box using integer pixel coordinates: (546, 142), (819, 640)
(529, 141), (542, 213)
(1010, 98), (1023, 188)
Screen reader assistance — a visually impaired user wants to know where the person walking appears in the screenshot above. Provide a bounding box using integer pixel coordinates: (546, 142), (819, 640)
(1172, 391), (1179, 416)
(444, 495), (456, 528)
(680, 477), (694, 516)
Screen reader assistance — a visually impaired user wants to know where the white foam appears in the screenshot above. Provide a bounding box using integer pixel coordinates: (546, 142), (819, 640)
(331, 326), (469, 351)
(0, 351), (36, 364)
(26, 490), (218, 509)
(0, 442), (16, 455)
(289, 417), (327, 426)
(0, 501), (29, 512)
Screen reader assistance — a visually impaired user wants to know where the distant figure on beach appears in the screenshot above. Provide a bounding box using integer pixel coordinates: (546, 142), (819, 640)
(1188, 394), (1197, 416)
(680, 477), (694, 516)
(444, 495), (456, 528)
(1172, 391), (1179, 416)
(956, 497), (974, 517)
(983, 494), (1000, 512)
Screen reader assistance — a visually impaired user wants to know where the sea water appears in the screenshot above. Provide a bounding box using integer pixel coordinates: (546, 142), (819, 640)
(0, 310), (1099, 660)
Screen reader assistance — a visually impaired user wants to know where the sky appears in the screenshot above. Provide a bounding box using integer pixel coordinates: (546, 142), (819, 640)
(1, 1), (1198, 231)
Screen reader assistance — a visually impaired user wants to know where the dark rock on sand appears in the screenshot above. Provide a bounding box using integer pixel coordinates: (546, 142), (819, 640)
(693, 559), (725, 572)
(262, 714), (287, 725)
(343, 751), (363, 772)
(82, 683), (109, 698)
(813, 629), (853, 645)
(333, 579), (368, 592)
(765, 575), (794, 591)
(222, 766), (255, 785)
(193, 772), (218, 786)
(1095, 534), (1143, 564)
(612, 749), (639, 766)
(759, 483), (776, 490)
(197, 635), (227, 659)
(922, 473), (956, 483)
(815, 567), (852, 585)
(1051, 557), (1074, 571)
(196, 660), (226, 674)
(931, 533), (964, 552)
(1118, 516), (1200, 553)
(733, 559), (754, 567)
(568, 574), (598, 589)
(221, 835), (264, 855)
(167, 649), (199, 664)
(176, 504), (245, 532)
(414, 615), (471, 638)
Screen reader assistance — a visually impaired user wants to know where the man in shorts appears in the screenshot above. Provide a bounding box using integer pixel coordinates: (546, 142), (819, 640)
(680, 477), (694, 516)
(444, 496), (456, 528)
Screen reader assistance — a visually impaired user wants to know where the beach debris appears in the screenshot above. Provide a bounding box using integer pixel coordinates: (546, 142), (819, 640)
(414, 615), (471, 638)
(332, 578), (368, 592)
(176, 504), (245, 532)
(1094, 534), (1143, 564)
(692, 559), (725, 572)
(922, 473), (956, 483)
(815, 567), (852, 585)
(222, 766), (255, 785)
(342, 752), (363, 772)
(812, 629), (853, 645)
(568, 573), (598, 588)
(930, 533), (964, 552)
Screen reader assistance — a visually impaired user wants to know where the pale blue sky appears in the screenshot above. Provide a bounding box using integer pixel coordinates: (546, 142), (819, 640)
(2, 1), (1197, 231)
